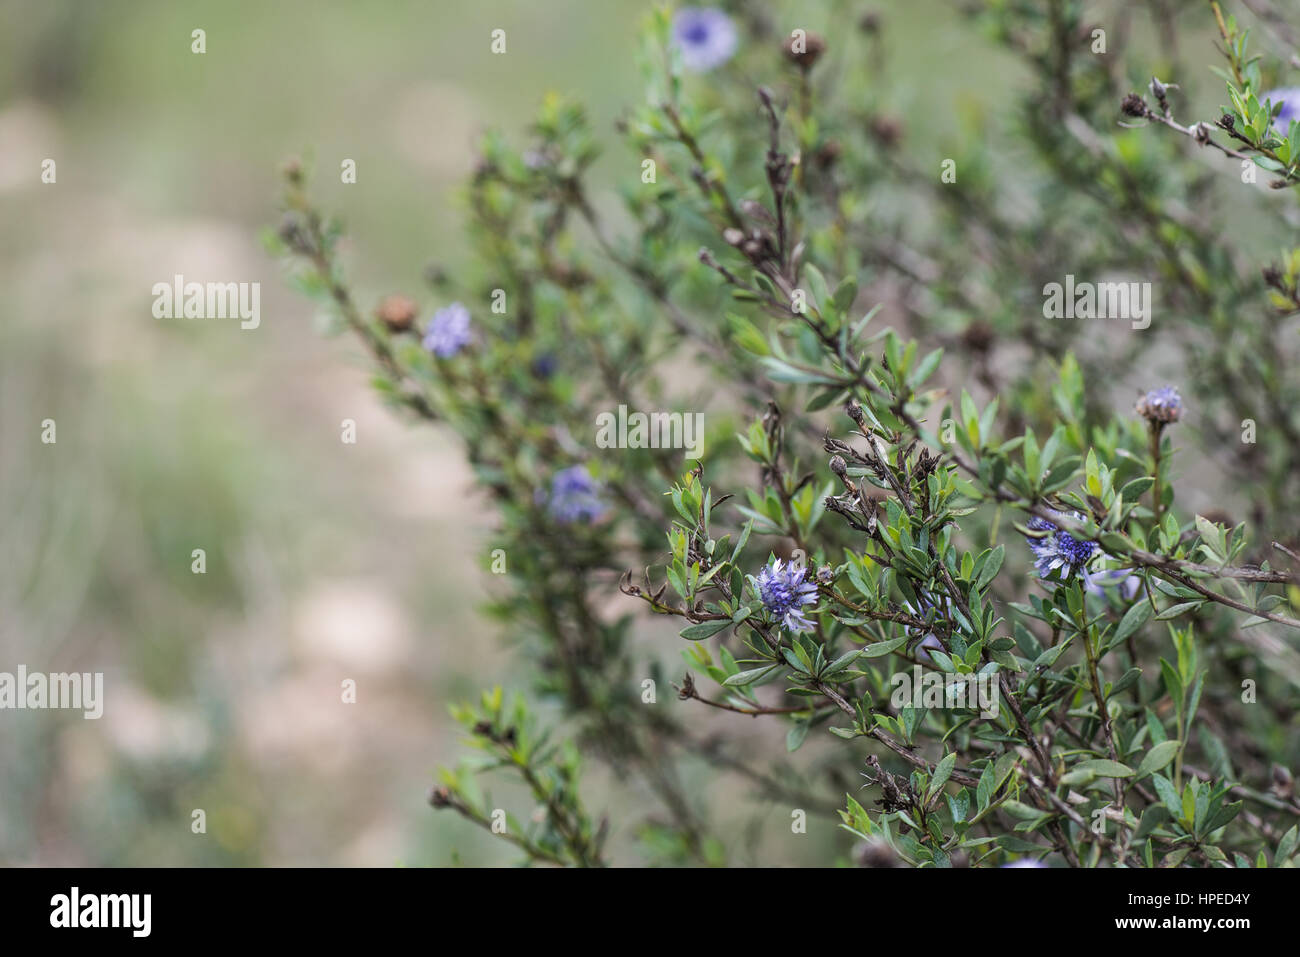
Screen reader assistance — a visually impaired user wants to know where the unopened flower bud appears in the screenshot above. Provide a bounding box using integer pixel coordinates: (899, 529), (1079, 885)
(1271, 764), (1294, 798)
(375, 294), (418, 333)
(783, 31), (826, 68)
(869, 115), (902, 148)
(845, 398), (865, 427)
(857, 837), (898, 868)
(277, 212), (312, 254)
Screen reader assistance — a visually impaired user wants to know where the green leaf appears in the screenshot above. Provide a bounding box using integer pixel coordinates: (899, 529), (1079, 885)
(947, 790), (970, 824)
(722, 665), (779, 687)
(1114, 600), (1152, 645)
(1074, 759), (1134, 778)
(832, 275), (858, 314)
(1204, 800), (1241, 834)
(1058, 767), (1097, 788)
(976, 764), (995, 811)
(976, 545), (1005, 591)
(1277, 824), (1299, 864)
(786, 721), (811, 752)
(909, 347), (944, 388)
(679, 620), (731, 641)
(1152, 775), (1182, 819)
(803, 264), (831, 314)
(1160, 658), (1184, 711)
(730, 520), (753, 561)
(928, 752), (957, 800)
(861, 635), (910, 658)
(1137, 740), (1180, 778)
(822, 648), (862, 676)
(1108, 667), (1142, 699)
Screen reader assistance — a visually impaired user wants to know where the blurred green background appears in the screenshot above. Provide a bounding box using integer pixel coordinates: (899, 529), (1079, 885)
(0, 0), (1038, 865)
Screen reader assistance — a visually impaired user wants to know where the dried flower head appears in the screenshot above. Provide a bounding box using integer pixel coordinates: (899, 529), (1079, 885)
(1120, 92), (1149, 118)
(783, 31), (826, 68)
(375, 294), (418, 333)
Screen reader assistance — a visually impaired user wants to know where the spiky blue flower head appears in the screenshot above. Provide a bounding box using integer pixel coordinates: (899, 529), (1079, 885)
(541, 465), (608, 524)
(1263, 87), (1300, 132)
(1001, 858), (1048, 868)
(756, 559), (819, 633)
(1136, 385), (1183, 425)
(671, 7), (738, 72)
(422, 302), (471, 358)
(1026, 510), (1097, 580)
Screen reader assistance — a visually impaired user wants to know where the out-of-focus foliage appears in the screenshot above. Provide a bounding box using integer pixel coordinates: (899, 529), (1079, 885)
(278, 1), (1300, 866)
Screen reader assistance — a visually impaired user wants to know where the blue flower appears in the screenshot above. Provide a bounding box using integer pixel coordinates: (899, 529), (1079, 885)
(1026, 511), (1097, 581)
(1136, 385), (1182, 425)
(756, 559), (819, 632)
(1263, 87), (1300, 132)
(422, 302), (472, 357)
(1001, 858), (1048, 868)
(671, 7), (738, 73)
(541, 465), (608, 524)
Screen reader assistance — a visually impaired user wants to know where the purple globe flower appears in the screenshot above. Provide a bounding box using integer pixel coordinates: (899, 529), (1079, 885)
(1001, 858), (1048, 868)
(1136, 385), (1183, 425)
(540, 465), (608, 524)
(756, 559), (819, 632)
(1026, 511), (1097, 581)
(1263, 87), (1300, 132)
(422, 302), (472, 358)
(671, 7), (738, 73)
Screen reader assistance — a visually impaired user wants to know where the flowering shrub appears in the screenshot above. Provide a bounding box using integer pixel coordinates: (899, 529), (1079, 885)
(271, 3), (1300, 867)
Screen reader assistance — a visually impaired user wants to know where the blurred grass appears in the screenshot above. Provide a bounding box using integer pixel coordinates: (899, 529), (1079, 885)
(0, 0), (654, 867)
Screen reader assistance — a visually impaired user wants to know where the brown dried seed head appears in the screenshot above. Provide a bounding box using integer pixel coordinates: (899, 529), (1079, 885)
(375, 294), (419, 333)
(1120, 93), (1148, 118)
(783, 31), (826, 68)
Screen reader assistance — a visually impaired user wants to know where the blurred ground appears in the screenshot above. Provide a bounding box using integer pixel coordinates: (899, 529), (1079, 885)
(0, 0), (662, 866)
